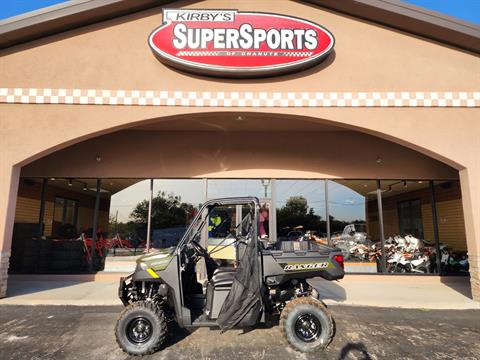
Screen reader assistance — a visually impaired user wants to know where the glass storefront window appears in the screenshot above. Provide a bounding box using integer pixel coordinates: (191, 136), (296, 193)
(433, 180), (468, 275)
(53, 197), (65, 223)
(398, 199), (423, 238)
(379, 180), (436, 274)
(52, 197), (78, 237)
(276, 180), (327, 250)
(108, 179), (151, 251)
(65, 199), (78, 225)
(45, 178), (101, 239)
(11, 178), (112, 274)
(328, 180), (380, 273)
(151, 179), (204, 249)
(10, 177), (470, 277)
(53, 197), (78, 225)
(207, 179), (271, 199)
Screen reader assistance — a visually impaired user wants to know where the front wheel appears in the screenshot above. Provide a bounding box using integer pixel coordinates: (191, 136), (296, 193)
(280, 297), (334, 353)
(115, 301), (167, 356)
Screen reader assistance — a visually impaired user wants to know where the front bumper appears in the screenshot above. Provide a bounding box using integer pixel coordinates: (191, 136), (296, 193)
(118, 273), (133, 306)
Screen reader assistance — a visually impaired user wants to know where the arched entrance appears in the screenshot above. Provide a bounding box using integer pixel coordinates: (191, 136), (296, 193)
(6, 112), (469, 280)
(1, 110), (478, 301)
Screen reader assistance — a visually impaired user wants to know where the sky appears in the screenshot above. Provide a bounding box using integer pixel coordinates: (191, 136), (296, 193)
(0, 0), (68, 20)
(0, 0), (479, 24)
(402, 0), (480, 25)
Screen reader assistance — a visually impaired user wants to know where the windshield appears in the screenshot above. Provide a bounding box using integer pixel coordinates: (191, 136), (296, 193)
(176, 200), (255, 254)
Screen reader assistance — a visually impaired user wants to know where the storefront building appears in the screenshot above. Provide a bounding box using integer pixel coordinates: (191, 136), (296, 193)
(0, 0), (479, 300)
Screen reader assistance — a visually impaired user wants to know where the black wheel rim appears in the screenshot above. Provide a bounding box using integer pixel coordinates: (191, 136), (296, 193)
(126, 317), (153, 344)
(294, 313), (322, 342)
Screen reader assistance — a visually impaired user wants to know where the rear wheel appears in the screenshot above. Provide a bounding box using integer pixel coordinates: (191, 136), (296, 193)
(393, 263), (407, 273)
(416, 266), (428, 274)
(115, 301), (167, 356)
(280, 297), (334, 353)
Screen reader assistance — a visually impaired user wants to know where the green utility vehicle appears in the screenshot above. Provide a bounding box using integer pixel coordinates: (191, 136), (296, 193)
(115, 197), (344, 355)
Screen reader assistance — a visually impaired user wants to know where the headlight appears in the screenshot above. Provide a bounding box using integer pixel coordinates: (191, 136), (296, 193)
(138, 262), (148, 270)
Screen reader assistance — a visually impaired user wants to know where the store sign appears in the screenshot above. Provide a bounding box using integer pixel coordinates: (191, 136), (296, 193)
(148, 9), (335, 77)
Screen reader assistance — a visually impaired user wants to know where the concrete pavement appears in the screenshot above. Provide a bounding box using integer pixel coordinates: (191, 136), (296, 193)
(1, 274), (479, 309)
(0, 305), (479, 360)
(311, 275), (480, 309)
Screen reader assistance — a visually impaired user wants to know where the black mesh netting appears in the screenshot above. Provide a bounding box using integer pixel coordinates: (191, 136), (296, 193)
(216, 236), (262, 330)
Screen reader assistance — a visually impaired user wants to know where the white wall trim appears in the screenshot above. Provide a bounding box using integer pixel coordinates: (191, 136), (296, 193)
(0, 88), (479, 107)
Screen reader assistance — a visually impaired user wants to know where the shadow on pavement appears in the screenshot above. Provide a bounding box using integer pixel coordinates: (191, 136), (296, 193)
(5, 278), (93, 298)
(440, 275), (472, 299)
(164, 322), (196, 348)
(338, 342), (372, 360)
(310, 278), (347, 302)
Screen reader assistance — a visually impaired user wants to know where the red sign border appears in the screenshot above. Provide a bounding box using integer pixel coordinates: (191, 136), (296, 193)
(148, 9), (335, 78)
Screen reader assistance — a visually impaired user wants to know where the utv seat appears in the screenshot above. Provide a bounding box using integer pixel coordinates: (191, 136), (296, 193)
(211, 268), (235, 288)
(205, 269), (234, 319)
(213, 267), (235, 276)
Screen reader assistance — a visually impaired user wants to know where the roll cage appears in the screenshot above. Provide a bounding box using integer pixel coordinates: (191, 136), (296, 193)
(175, 196), (261, 256)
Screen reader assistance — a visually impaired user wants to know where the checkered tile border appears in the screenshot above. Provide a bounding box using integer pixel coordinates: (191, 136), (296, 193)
(0, 88), (479, 107)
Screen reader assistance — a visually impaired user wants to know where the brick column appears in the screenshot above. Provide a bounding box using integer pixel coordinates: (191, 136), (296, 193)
(0, 251), (10, 298)
(469, 254), (480, 302)
(459, 168), (480, 302)
(0, 166), (20, 299)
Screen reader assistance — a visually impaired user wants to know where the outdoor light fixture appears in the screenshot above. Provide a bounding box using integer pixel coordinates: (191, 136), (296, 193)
(50, 177), (55, 181)
(83, 184), (88, 191)
(68, 179), (73, 186)
(403, 180), (408, 189)
(235, 115), (245, 121)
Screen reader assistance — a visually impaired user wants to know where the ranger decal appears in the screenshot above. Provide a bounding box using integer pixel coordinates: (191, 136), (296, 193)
(283, 262), (329, 271)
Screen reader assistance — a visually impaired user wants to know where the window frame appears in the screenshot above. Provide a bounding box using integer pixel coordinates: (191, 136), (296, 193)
(397, 198), (424, 238)
(53, 196), (79, 227)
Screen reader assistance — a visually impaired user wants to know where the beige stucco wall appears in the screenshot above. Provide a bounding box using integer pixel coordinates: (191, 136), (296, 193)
(21, 128), (459, 179)
(0, 0), (479, 299)
(2, 0), (479, 92)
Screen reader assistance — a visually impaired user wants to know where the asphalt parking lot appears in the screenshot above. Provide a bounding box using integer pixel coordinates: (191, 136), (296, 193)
(0, 305), (479, 360)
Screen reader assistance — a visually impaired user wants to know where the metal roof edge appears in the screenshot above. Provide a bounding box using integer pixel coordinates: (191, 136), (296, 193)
(0, 0), (479, 53)
(306, 0), (480, 54)
(0, 0), (166, 49)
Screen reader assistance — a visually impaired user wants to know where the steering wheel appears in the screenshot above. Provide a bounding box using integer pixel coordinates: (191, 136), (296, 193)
(190, 240), (209, 258)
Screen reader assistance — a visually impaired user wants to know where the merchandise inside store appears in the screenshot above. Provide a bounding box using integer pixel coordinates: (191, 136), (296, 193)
(10, 177), (468, 275)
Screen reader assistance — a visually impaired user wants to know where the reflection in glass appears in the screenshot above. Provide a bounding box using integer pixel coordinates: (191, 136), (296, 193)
(207, 179), (271, 199)
(379, 180), (436, 274)
(328, 180), (380, 273)
(11, 177), (112, 274)
(108, 179), (151, 251)
(276, 180), (327, 250)
(151, 179), (204, 249)
(433, 181), (468, 274)
(52, 197), (78, 237)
